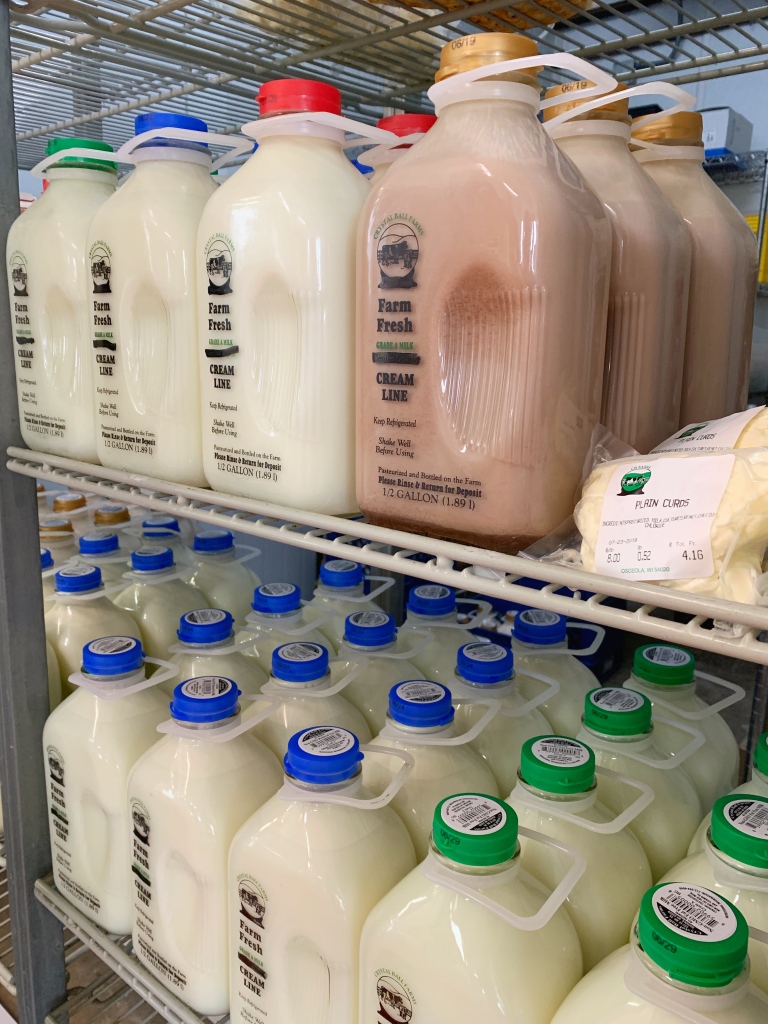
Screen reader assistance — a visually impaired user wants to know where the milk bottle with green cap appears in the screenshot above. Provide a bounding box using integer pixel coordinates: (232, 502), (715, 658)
(691, 730), (768, 854)
(577, 687), (703, 879)
(76, 532), (130, 589)
(129, 676), (282, 1015)
(508, 735), (652, 970)
(228, 725), (416, 1024)
(303, 559), (388, 651)
(43, 637), (171, 933)
(360, 793), (583, 1024)
(661, 793), (768, 995)
(399, 584), (491, 684)
(625, 644), (741, 809)
(237, 583), (328, 671)
(363, 681), (500, 858)
(186, 529), (261, 627)
(551, 883), (768, 1024)
(6, 137), (116, 461)
(167, 609), (267, 697)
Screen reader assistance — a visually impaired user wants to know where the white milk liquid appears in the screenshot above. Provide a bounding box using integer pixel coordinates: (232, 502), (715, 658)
(514, 645), (599, 736)
(114, 572), (205, 660)
(45, 594), (140, 687)
(167, 646), (267, 698)
(186, 552), (261, 628)
(47, 640), (61, 710)
(690, 770), (768, 854)
(303, 587), (382, 652)
(334, 636), (424, 734)
(401, 612), (478, 684)
(79, 553), (131, 591)
(237, 612), (332, 673)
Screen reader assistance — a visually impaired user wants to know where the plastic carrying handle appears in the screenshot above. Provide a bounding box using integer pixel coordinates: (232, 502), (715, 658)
(449, 668), (560, 718)
(343, 628), (435, 662)
(155, 697), (280, 743)
(377, 699), (501, 746)
(279, 746), (415, 809)
(242, 607), (334, 638)
(68, 656), (179, 700)
(260, 657), (370, 699)
(544, 80), (696, 133)
(312, 574), (395, 605)
(241, 111), (397, 148)
(402, 600), (493, 632)
(514, 622), (605, 658)
(606, 715), (706, 769)
(116, 127), (254, 170)
(421, 827), (586, 932)
(642, 670), (745, 722)
(503, 669), (560, 718)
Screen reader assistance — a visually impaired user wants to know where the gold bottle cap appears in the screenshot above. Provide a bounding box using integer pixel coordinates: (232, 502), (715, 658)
(52, 491), (87, 512)
(39, 518), (74, 536)
(543, 82), (630, 123)
(93, 504), (131, 526)
(631, 111), (703, 145)
(436, 33), (539, 84)
(37, 483), (45, 494)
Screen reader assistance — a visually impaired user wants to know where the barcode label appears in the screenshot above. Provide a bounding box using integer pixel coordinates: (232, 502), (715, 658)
(442, 795), (506, 835)
(724, 798), (768, 839)
(652, 884), (737, 942)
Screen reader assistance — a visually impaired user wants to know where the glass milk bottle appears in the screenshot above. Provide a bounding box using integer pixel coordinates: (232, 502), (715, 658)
(508, 735), (653, 970)
(87, 113), (216, 485)
(197, 78), (369, 512)
(52, 492), (93, 536)
(76, 532), (130, 589)
(186, 528), (261, 627)
(303, 559), (389, 651)
(363, 680), (499, 858)
(252, 641), (371, 758)
(360, 794), (583, 1024)
(544, 83), (691, 452)
(140, 514), (195, 567)
(691, 730), (768, 854)
(228, 726), (416, 1024)
(39, 518), (78, 567)
(632, 112), (758, 425)
(128, 676), (282, 1015)
(237, 583), (328, 672)
(661, 793), (768, 995)
(577, 687), (703, 879)
(6, 138), (116, 461)
(399, 584), (490, 684)
(43, 636), (171, 933)
(551, 883), (768, 1024)
(46, 639), (61, 711)
(167, 609), (267, 698)
(367, 113), (437, 185)
(92, 504), (142, 551)
(356, 33), (611, 552)
(113, 546), (204, 660)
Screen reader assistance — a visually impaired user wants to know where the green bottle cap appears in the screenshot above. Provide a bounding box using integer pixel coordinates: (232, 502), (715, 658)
(638, 883), (749, 988)
(583, 687), (652, 737)
(633, 644), (695, 687)
(710, 794), (768, 869)
(45, 137), (115, 173)
(432, 794), (518, 867)
(754, 730), (768, 777)
(519, 735), (596, 794)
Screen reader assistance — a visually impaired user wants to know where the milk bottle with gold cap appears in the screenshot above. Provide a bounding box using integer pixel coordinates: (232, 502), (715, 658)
(544, 82), (691, 452)
(39, 518), (78, 567)
(51, 492), (92, 536)
(632, 111), (758, 424)
(357, 33), (611, 552)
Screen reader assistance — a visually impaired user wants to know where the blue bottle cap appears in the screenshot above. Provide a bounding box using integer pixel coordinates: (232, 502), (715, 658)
(131, 546), (174, 572)
(134, 112), (208, 150)
(272, 642), (330, 683)
(40, 548), (53, 570)
(170, 676), (240, 723)
(193, 528), (235, 553)
(284, 726), (363, 785)
(82, 636), (144, 676)
(178, 609), (235, 645)
(407, 584), (456, 617)
(389, 680), (454, 728)
(319, 559), (364, 588)
(55, 564), (102, 593)
(251, 582), (301, 614)
(79, 532), (120, 556)
(513, 609), (568, 646)
(142, 514), (181, 533)
(457, 642), (513, 685)
(344, 610), (396, 647)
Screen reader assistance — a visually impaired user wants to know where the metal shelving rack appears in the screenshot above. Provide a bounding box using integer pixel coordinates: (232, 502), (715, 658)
(3, 2), (768, 1023)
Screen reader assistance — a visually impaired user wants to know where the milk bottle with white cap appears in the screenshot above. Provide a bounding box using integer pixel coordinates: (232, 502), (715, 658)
(129, 676), (282, 1014)
(237, 583), (328, 671)
(186, 529), (261, 627)
(88, 113), (217, 485)
(6, 137), (116, 461)
(228, 725), (416, 1024)
(508, 735), (653, 970)
(303, 559), (388, 651)
(252, 641), (371, 757)
(511, 610), (600, 736)
(661, 793), (768, 994)
(363, 680), (499, 858)
(39, 518), (78, 567)
(167, 609), (267, 698)
(577, 687), (703, 879)
(367, 113), (436, 185)
(400, 584), (490, 684)
(43, 636), (171, 933)
(113, 546), (204, 660)
(139, 514), (194, 567)
(360, 794), (583, 1024)
(551, 883), (768, 1024)
(41, 548), (57, 600)
(76, 533), (130, 588)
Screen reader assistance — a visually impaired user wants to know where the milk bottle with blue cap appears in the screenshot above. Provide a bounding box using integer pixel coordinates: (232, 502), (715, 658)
(41, 548), (57, 600)
(363, 680), (499, 858)
(228, 725), (416, 1024)
(76, 532), (129, 589)
(113, 546), (203, 660)
(303, 559), (388, 651)
(186, 529), (261, 626)
(40, 518), (78, 568)
(238, 583), (328, 670)
(87, 112), (217, 485)
(43, 636), (171, 933)
(400, 584), (491, 684)
(6, 137), (116, 461)
(167, 609), (267, 697)
(360, 794), (583, 1024)
(129, 675), (282, 1014)
(139, 514), (194, 566)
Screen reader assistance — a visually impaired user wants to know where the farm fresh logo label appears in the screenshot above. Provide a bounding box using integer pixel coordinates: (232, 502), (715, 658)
(374, 969), (414, 1023)
(618, 468), (651, 496)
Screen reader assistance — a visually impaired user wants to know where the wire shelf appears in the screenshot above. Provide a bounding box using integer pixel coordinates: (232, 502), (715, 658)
(0, 854), (16, 999)
(47, 963), (165, 1024)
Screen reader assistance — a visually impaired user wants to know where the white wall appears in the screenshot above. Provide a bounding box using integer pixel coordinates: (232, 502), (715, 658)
(686, 69), (768, 151)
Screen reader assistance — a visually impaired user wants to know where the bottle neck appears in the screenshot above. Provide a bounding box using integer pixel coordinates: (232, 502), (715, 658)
(251, 609), (303, 625)
(385, 716), (456, 739)
(455, 672), (515, 695)
(315, 583), (365, 600)
(178, 636), (234, 652)
(195, 548), (235, 563)
(581, 723), (655, 751)
(630, 673), (696, 698)
(46, 166), (117, 186)
(269, 671), (330, 692)
(344, 638), (396, 654)
(705, 833), (768, 881)
(631, 928), (750, 1003)
(428, 838), (522, 882)
(407, 609), (458, 626)
(514, 775), (598, 812)
(285, 770), (363, 796)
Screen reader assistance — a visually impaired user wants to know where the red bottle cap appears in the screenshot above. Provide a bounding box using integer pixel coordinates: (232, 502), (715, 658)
(258, 78), (342, 118)
(376, 113), (437, 137)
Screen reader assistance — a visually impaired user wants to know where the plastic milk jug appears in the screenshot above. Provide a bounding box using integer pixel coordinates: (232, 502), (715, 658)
(186, 528), (261, 626)
(238, 583), (329, 671)
(399, 584), (491, 684)
(303, 559), (391, 651)
(167, 609), (267, 698)
(691, 730), (768, 854)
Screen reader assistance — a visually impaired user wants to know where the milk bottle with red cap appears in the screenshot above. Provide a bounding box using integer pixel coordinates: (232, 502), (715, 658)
(303, 559), (387, 651)
(197, 78), (370, 512)
(186, 528), (261, 626)
(400, 584), (490, 684)
(76, 532), (130, 588)
(237, 583), (329, 671)
(367, 113), (436, 184)
(167, 609), (267, 697)
(87, 113), (217, 485)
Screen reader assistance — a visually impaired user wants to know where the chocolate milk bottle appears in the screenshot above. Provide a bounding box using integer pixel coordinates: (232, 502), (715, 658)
(632, 112), (758, 426)
(545, 84), (692, 453)
(356, 34), (611, 553)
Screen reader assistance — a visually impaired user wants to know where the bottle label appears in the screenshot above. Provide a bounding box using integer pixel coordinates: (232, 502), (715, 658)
(58, 564), (96, 578)
(373, 969), (416, 1024)
(326, 559), (358, 573)
(651, 408), (762, 454)
(185, 609), (228, 625)
(531, 737), (590, 767)
(519, 609), (560, 626)
(641, 646), (692, 667)
(279, 642), (324, 662)
(590, 688), (644, 713)
(441, 795), (506, 835)
(298, 726), (355, 756)
(181, 676), (233, 698)
(234, 872), (269, 1019)
(412, 584), (451, 600)
(395, 681), (445, 703)
(462, 642), (505, 663)
(722, 798), (768, 839)
(651, 883), (738, 941)
(87, 636), (139, 655)
(350, 611), (389, 627)
(260, 583), (296, 597)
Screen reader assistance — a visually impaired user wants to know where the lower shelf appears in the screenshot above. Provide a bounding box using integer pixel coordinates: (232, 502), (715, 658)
(48, 957), (167, 1024)
(0, 857), (15, 999)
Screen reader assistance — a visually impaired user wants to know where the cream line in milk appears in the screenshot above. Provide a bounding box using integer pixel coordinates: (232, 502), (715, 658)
(399, 584), (493, 684)
(303, 558), (394, 652)
(166, 609), (268, 698)
(185, 529), (261, 627)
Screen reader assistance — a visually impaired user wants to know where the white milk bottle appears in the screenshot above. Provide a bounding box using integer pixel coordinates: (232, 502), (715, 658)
(508, 735), (653, 970)
(52, 492), (93, 536)
(128, 675), (282, 1015)
(6, 137), (116, 461)
(46, 639), (62, 710)
(360, 793), (583, 1024)
(197, 78), (370, 513)
(43, 636), (172, 933)
(577, 687), (703, 879)
(39, 518), (78, 566)
(511, 609), (601, 736)
(335, 611), (427, 732)
(167, 609), (267, 698)
(624, 643), (741, 810)
(367, 113), (437, 185)
(41, 548), (57, 600)
(253, 641), (371, 758)
(399, 584), (491, 684)
(363, 680), (499, 858)
(551, 883), (768, 1024)
(661, 793), (768, 994)
(139, 514), (195, 566)
(76, 532), (130, 588)
(451, 642), (555, 794)
(186, 528), (261, 627)
(228, 725), (416, 1024)
(113, 546), (204, 660)
(691, 730), (768, 854)
(238, 582), (331, 672)
(303, 559), (390, 651)
(87, 113), (217, 485)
